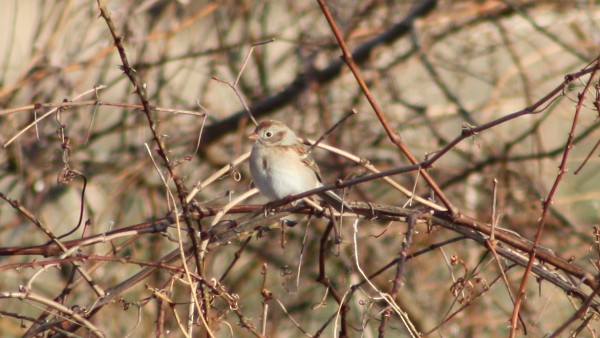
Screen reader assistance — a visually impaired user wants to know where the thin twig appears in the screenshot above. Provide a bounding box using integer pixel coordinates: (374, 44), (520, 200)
(316, 0), (455, 214)
(509, 58), (600, 337)
(3, 86), (107, 147)
(306, 109), (356, 154)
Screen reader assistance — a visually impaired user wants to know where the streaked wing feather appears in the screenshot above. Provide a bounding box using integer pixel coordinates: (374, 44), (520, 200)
(284, 144), (323, 182)
(302, 156), (322, 183)
(280, 143), (352, 211)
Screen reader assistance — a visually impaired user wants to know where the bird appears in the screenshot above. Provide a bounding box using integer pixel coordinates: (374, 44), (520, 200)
(249, 120), (352, 212)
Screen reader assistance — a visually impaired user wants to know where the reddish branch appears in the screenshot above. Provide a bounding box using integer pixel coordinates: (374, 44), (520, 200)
(547, 282), (600, 337)
(2, 202), (596, 293)
(94, 0), (211, 331)
(1, 2), (598, 336)
(378, 215), (416, 336)
(200, 0), (439, 146)
(509, 57), (600, 337)
(316, 0), (455, 214)
(317, 220), (349, 337)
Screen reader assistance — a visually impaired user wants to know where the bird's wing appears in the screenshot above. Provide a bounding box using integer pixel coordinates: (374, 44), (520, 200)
(302, 156), (323, 183)
(283, 143), (323, 182)
(288, 144), (353, 211)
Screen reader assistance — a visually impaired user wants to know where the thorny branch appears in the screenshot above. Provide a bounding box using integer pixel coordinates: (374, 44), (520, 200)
(1, 1), (599, 337)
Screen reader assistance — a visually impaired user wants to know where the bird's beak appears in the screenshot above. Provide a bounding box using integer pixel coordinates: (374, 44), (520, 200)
(249, 133), (259, 141)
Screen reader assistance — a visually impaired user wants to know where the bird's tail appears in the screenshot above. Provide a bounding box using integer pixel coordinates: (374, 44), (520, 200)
(318, 190), (353, 212)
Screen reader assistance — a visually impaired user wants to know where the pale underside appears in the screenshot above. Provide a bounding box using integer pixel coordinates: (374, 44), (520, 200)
(249, 144), (321, 200)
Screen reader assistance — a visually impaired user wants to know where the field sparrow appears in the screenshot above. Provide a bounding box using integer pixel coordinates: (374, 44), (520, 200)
(249, 120), (351, 211)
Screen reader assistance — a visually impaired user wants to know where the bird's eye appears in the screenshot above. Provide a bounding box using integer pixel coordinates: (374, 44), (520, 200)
(265, 131), (273, 138)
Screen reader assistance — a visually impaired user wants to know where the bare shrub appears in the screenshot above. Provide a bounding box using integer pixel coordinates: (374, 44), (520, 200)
(0, 1), (599, 337)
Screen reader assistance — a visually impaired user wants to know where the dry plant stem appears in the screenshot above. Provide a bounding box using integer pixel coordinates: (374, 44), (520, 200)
(2, 4), (596, 334)
(0, 311), (42, 326)
(442, 212), (598, 293)
(56, 175), (87, 240)
(360, 236), (467, 286)
(317, 221), (343, 307)
(2, 85), (106, 147)
(1, 201), (596, 332)
(212, 76), (256, 126)
(485, 239), (527, 332)
(422, 267), (515, 336)
(491, 178), (498, 241)
(235, 39), (275, 87)
(201, 188), (259, 268)
(272, 298), (313, 337)
(2, 203), (596, 296)
(393, 206), (596, 296)
(548, 278), (600, 337)
(24, 231), (146, 336)
(144, 144), (213, 338)
(484, 179), (527, 330)
(313, 204), (598, 312)
(378, 215), (417, 337)
(260, 264), (270, 337)
(509, 58), (600, 337)
(186, 152), (251, 203)
(3, 204), (597, 336)
(4, 199), (597, 292)
(213, 39), (275, 127)
(210, 188), (259, 227)
(306, 109), (356, 154)
(94, 0), (190, 210)
(0, 291), (105, 338)
(296, 218), (312, 290)
(310, 140), (446, 211)
(0, 253), (196, 278)
(317, 220), (349, 336)
(427, 64), (598, 166)
(574, 137), (600, 174)
(315, 0), (455, 215)
(155, 293), (165, 338)
(0, 99), (204, 117)
(26, 264), (59, 291)
(95, 0), (209, 332)
(485, 178), (527, 334)
(350, 218), (419, 338)
(0, 193), (105, 298)
(200, 55), (599, 215)
(442, 118), (600, 199)
(196, 188), (260, 320)
(58, 207), (300, 337)
(0, 218), (170, 257)
(232, 308), (266, 338)
(568, 314), (598, 338)
(170, 304), (192, 338)
(200, 0), (439, 145)
(189, 141), (444, 216)
(191, 106), (209, 157)
(219, 237), (252, 283)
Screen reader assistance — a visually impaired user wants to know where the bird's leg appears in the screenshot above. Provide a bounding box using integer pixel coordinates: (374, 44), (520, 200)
(263, 201), (275, 217)
(263, 196), (290, 216)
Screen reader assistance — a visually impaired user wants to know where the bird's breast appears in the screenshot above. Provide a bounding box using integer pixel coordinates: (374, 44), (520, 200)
(250, 146), (319, 200)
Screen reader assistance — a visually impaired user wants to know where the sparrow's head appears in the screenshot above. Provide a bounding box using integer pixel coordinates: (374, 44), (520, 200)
(249, 120), (298, 146)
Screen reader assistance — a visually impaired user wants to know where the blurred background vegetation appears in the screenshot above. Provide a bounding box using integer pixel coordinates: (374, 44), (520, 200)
(0, 0), (599, 337)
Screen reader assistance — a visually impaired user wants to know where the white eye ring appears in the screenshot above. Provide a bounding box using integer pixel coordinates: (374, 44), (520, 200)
(265, 131), (273, 138)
